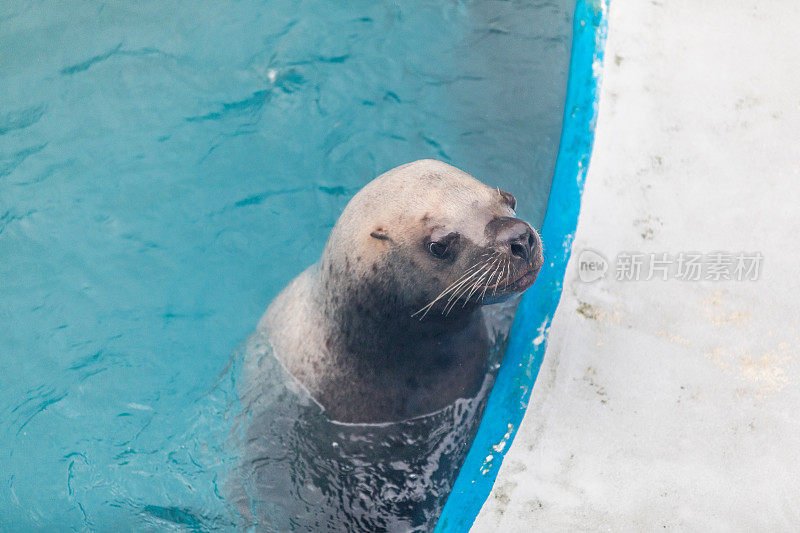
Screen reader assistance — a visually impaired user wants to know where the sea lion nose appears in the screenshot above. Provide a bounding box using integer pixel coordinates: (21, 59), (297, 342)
(490, 217), (537, 262)
(509, 233), (533, 261)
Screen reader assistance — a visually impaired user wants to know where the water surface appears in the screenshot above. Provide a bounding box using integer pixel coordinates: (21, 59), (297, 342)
(0, 0), (572, 528)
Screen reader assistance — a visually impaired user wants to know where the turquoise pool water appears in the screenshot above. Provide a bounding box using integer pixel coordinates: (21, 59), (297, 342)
(0, 1), (572, 529)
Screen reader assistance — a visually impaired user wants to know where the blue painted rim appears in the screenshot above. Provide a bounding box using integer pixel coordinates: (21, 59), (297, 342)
(434, 1), (609, 530)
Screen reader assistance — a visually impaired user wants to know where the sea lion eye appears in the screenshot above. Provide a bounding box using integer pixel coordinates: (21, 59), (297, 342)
(428, 241), (448, 258)
(427, 232), (458, 259)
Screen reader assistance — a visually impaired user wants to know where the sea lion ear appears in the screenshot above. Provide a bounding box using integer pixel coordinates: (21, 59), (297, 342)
(370, 227), (390, 241)
(498, 189), (517, 211)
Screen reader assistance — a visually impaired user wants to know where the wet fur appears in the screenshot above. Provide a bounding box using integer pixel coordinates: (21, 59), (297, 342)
(254, 160), (541, 423)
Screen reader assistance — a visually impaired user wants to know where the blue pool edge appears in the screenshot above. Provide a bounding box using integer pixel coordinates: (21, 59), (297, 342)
(434, 1), (610, 530)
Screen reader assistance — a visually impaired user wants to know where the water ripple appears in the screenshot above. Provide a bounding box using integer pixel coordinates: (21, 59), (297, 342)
(0, 105), (46, 136)
(14, 388), (68, 435)
(421, 134), (450, 160)
(0, 209), (36, 237)
(318, 185), (359, 196)
(68, 350), (107, 371)
(185, 89), (271, 123)
(284, 54), (349, 67)
(60, 43), (124, 75)
(232, 187), (306, 208)
(141, 504), (231, 531)
(60, 44), (182, 75)
(0, 143), (47, 179)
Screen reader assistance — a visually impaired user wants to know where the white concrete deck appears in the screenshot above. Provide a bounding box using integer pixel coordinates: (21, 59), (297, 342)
(474, 0), (800, 529)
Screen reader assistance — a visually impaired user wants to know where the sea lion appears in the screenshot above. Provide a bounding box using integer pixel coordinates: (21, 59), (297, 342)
(256, 159), (542, 423)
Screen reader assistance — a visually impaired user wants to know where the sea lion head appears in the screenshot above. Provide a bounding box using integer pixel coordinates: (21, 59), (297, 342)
(321, 159), (543, 323)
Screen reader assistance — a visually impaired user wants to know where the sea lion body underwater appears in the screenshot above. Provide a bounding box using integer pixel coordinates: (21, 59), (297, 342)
(257, 159), (543, 423)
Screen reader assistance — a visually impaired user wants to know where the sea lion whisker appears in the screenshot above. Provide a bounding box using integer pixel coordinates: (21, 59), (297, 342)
(494, 258), (510, 296)
(490, 261), (501, 297)
(461, 253), (499, 295)
(412, 261), (485, 319)
(463, 255), (502, 306)
(443, 265), (489, 312)
(490, 258), (508, 296)
(452, 254), (500, 313)
(461, 278), (484, 308)
(434, 263), (482, 299)
(443, 258), (496, 316)
(447, 265), (484, 303)
(479, 258), (504, 301)
(480, 260), (503, 301)
(413, 274), (475, 319)
(448, 269), (487, 314)
(445, 278), (480, 315)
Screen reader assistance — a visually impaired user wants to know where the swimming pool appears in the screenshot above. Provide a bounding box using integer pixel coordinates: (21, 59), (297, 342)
(1, 1), (573, 529)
